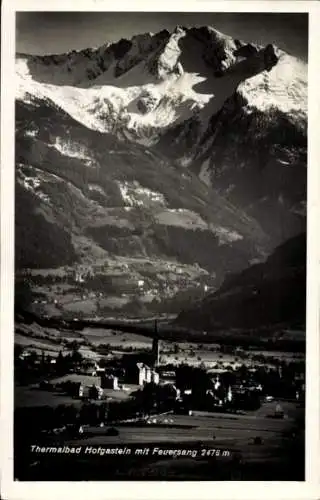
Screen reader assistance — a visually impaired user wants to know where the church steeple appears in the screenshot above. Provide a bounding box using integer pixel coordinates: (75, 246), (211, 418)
(151, 319), (160, 367)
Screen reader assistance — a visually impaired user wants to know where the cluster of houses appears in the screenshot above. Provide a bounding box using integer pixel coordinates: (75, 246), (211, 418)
(66, 359), (259, 410)
(17, 326), (305, 413)
(52, 355), (305, 414)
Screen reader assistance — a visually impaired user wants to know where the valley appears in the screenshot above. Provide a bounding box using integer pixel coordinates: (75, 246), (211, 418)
(13, 18), (307, 483)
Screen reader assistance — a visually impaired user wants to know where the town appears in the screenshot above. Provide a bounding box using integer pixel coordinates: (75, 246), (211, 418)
(15, 320), (305, 444)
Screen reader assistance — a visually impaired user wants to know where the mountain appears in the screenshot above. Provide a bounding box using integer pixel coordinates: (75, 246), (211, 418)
(15, 25), (307, 318)
(175, 233), (306, 331)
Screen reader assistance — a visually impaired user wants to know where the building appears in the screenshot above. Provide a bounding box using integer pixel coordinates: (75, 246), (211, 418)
(151, 320), (160, 367)
(226, 386), (233, 403)
(96, 367), (106, 375)
(213, 375), (221, 391)
(101, 374), (119, 390)
(275, 403), (284, 418)
(152, 336), (159, 367)
(151, 371), (160, 385)
(159, 370), (176, 384)
(136, 363), (159, 386)
(80, 361), (98, 376)
(161, 382), (181, 400)
(88, 384), (104, 400)
(137, 363), (149, 386)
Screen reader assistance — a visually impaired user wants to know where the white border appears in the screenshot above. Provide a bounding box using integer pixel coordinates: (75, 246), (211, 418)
(1, 1), (320, 499)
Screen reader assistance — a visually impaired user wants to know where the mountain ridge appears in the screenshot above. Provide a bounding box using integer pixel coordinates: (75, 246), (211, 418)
(15, 24), (307, 318)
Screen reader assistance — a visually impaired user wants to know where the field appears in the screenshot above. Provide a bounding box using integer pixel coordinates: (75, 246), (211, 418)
(66, 401), (302, 446)
(80, 327), (152, 349)
(15, 376), (139, 408)
(15, 401), (304, 480)
(15, 387), (84, 409)
(15, 323), (303, 370)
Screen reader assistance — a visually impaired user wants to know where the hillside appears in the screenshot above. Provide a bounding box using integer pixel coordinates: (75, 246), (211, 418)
(175, 233), (306, 331)
(15, 25), (307, 318)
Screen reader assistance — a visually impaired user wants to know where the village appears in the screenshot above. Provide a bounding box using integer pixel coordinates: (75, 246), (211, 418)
(15, 320), (305, 443)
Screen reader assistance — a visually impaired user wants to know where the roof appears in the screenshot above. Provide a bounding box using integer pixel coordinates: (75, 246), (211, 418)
(102, 374), (118, 380)
(136, 362), (151, 370)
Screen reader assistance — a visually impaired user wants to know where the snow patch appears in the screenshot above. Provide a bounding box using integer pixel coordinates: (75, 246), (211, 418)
(49, 137), (95, 165)
(88, 184), (106, 195)
(179, 155), (193, 167)
(25, 129), (38, 138)
(157, 30), (185, 79)
(210, 225), (243, 244)
(18, 171), (50, 203)
(156, 209), (208, 230)
(199, 158), (212, 186)
(17, 55), (214, 141)
(117, 181), (167, 208)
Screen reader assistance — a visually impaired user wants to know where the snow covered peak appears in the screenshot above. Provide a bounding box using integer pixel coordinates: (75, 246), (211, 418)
(16, 25), (306, 147)
(239, 51), (307, 115)
(15, 25), (280, 88)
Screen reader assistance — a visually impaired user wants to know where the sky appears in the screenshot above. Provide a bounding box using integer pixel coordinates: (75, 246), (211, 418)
(16, 12), (308, 61)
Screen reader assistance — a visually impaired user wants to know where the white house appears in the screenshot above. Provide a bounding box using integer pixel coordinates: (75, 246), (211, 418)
(136, 363), (159, 386)
(226, 386), (233, 403)
(151, 371), (160, 385)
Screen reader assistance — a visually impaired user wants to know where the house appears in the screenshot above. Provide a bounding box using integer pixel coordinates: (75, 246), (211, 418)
(274, 403), (284, 418)
(96, 367), (106, 375)
(226, 386), (233, 403)
(161, 383), (181, 400)
(19, 350), (32, 360)
(158, 368), (176, 384)
(101, 374), (119, 391)
(151, 371), (160, 385)
(88, 384), (104, 400)
(81, 361), (105, 377)
(136, 363), (159, 386)
(137, 363), (149, 386)
(213, 375), (221, 391)
(75, 271), (85, 283)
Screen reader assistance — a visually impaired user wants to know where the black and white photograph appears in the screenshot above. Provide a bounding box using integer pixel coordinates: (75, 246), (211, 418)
(2, 3), (318, 490)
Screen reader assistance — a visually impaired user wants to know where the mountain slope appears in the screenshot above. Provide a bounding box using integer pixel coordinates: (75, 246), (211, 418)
(15, 93), (271, 317)
(175, 233), (306, 331)
(15, 25), (307, 318)
(16, 25), (307, 249)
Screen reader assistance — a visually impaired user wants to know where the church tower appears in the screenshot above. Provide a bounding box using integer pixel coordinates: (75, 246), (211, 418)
(151, 319), (160, 367)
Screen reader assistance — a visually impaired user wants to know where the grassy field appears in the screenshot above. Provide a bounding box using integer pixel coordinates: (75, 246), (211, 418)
(14, 386), (83, 409)
(14, 386), (304, 481)
(14, 376), (139, 408)
(15, 323), (303, 370)
(80, 327), (152, 348)
(15, 333), (62, 352)
(67, 401), (301, 446)
(24, 402), (303, 479)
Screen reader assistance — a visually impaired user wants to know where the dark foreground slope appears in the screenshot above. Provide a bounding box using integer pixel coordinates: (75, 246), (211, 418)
(175, 233), (306, 331)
